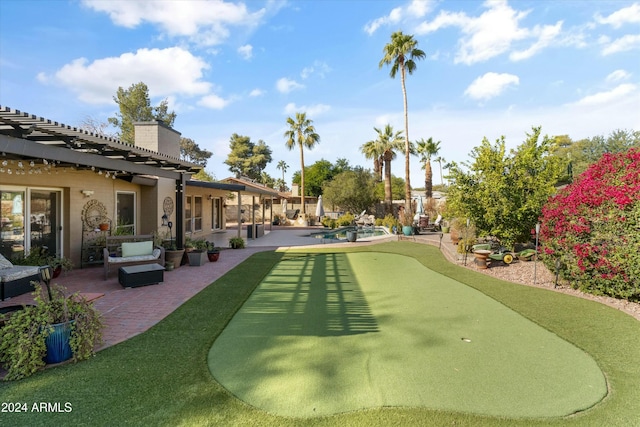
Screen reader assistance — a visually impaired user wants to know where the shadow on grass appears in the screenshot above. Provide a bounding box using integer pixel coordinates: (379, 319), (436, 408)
(238, 253), (378, 337)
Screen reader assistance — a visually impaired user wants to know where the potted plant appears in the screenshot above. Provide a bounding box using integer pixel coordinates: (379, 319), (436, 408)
(48, 255), (73, 278)
(186, 239), (208, 266)
(229, 237), (245, 249)
(399, 211), (415, 236)
(206, 241), (220, 262)
(163, 240), (185, 269)
(0, 282), (103, 380)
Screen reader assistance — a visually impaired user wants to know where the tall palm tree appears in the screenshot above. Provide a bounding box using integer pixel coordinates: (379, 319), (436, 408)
(360, 139), (384, 182)
(435, 155), (446, 186)
(368, 125), (404, 214)
(416, 138), (441, 199)
(379, 31), (425, 213)
(284, 112), (320, 215)
(276, 160), (288, 186)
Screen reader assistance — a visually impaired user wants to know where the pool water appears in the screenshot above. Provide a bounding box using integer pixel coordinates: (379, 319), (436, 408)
(311, 226), (389, 240)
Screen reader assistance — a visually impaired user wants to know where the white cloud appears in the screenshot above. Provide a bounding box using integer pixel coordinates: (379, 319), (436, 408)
(276, 77), (304, 94)
(464, 72), (520, 101)
(42, 47), (211, 104)
(595, 3), (640, 28)
(81, 0), (267, 46)
(601, 34), (640, 55)
(606, 69), (631, 83)
(510, 21), (563, 61)
(283, 102), (330, 116)
(249, 88), (265, 97)
(237, 44), (253, 60)
(572, 83), (637, 107)
(300, 61), (332, 79)
(415, 1), (563, 64)
(363, 0), (434, 35)
(198, 93), (230, 110)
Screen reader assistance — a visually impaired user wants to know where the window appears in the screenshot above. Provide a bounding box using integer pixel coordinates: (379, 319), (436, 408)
(186, 196), (203, 233)
(212, 197), (222, 230)
(193, 196), (202, 232)
(116, 192), (135, 235)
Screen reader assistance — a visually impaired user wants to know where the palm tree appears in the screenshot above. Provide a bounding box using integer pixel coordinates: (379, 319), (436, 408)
(360, 139), (384, 182)
(379, 31), (425, 213)
(276, 160), (288, 187)
(366, 125), (404, 214)
(284, 112), (320, 215)
(435, 155), (446, 187)
(415, 138), (441, 199)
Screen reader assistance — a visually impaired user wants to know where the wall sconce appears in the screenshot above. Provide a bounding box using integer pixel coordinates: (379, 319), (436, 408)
(207, 195), (213, 200)
(81, 190), (94, 198)
(161, 213), (168, 227)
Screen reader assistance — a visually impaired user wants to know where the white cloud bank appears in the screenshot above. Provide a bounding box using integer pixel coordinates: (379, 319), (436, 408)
(38, 47), (211, 105)
(283, 102), (330, 117)
(276, 77), (304, 94)
(465, 72), (520, 101)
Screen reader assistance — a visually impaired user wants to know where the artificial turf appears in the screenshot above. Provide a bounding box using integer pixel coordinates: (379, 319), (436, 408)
(0, 242), (638, 426)
(209, 252), (606, 418)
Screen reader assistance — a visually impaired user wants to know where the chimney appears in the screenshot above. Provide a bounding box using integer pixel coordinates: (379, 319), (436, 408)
(133, 121), (181, 158)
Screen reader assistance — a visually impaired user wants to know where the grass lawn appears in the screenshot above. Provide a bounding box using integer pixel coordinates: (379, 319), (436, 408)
(0, 242), (639, 426)
(209, 252), (605, 418)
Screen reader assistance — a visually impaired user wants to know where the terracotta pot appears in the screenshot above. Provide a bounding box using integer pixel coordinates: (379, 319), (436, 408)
(207, 251), (220, 262)
(99, 223), (109, 231)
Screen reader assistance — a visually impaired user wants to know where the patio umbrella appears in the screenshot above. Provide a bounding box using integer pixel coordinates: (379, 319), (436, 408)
(315, 195), (325, 218)
(416, 195), (424, 215)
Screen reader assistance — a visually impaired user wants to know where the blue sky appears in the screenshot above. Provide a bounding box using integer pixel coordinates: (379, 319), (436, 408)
(1, 0), (639, 187)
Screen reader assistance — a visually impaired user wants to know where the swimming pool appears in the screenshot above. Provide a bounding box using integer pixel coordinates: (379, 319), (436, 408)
(310, 226), (389, 240)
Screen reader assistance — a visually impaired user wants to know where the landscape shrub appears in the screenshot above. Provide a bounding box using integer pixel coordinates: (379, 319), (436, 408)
(337, 212), (355, 227)
(540, 148), (640, 300)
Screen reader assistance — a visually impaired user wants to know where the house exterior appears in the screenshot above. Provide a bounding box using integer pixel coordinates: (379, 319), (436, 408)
(0, 106), (226, 268)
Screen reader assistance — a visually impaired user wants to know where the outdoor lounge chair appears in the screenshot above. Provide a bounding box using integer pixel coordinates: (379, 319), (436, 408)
(285, 209), (300, 220)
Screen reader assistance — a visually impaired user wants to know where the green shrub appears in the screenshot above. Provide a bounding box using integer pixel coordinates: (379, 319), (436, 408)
(540, 148), (640, 300)
(381, 213), (399, 231)
(337, 212), (355, 227)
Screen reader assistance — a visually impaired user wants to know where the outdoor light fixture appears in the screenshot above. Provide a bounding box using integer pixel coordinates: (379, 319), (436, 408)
(161, 213), (168, 227)
(208, 195), (214, 200)
(81, 190), (94, 198)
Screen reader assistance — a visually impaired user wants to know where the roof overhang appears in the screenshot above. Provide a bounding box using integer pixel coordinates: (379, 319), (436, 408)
(186, 180), (244, 192)
(0, 106), (202, 181)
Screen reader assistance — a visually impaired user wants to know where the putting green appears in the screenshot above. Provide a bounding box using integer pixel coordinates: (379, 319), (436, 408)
(208, 252), (606, 418)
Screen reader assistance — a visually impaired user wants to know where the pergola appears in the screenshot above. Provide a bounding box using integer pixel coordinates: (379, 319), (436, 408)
(0, 106), (202, 248)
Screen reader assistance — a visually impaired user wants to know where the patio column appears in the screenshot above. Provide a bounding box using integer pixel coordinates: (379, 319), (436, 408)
(236, 191), (242, 239)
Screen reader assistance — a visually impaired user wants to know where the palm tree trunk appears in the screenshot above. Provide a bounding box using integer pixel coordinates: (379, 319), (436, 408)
(384, 153), (392, 214)
(425, 161), (433, 199)
(401, 66), (411, 212)
(299, 145), (305, 215)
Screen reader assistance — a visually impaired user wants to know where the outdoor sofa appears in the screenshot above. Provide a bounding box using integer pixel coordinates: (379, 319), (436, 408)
(0, 253), (39, 301)
(103, 235), (165, 280)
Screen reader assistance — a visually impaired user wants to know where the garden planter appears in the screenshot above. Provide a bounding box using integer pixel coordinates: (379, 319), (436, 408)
(402, 225), (413, 236)
(207, 251), (220, 262)
(44, 320), (74, 364)
(52, 266), (62, 279)
(165, 249), (185, 269)
(473, 250), (491, 269)
(346, 230), (357, 242)
(98, 223), (109, 231)
(187, 250), (207, 266)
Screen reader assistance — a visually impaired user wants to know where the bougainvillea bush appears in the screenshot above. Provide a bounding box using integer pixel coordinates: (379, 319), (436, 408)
(540, 148), (640, 300)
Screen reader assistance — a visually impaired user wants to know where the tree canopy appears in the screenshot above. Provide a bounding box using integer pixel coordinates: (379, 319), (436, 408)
(224, 133), (273, 180)
(180, 137), (212, 167)
(292, 159), (349, 197)
(446, 127), (564, 248)
(108, 82), (176, 144)
(322, 168), (378, 214)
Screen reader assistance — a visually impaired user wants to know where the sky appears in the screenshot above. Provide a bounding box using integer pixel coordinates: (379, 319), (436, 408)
(1, 0), (639, 188)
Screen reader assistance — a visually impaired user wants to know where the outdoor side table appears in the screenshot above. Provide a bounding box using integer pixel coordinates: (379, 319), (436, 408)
(118, 263), (165, 288)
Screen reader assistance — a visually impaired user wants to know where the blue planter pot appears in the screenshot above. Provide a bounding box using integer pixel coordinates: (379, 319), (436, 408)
(402, 225), (414, 236)
(44, 321), (74, 364)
